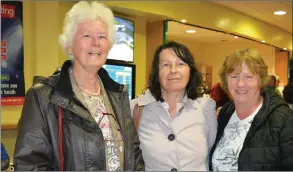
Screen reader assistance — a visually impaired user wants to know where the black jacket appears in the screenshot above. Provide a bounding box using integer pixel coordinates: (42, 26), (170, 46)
(14, 60), (144, 171)
(209, 90), (293, 170)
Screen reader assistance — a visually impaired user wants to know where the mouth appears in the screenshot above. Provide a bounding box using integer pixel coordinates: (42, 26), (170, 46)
(89, 52), (101, 56)
(168, 78), (180, 81)
(236, 90), (248, 94)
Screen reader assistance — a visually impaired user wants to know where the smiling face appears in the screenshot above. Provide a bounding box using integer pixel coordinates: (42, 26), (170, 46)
(158, 48), (190, 94)
(68, 18), (111, 70)
(227, 63), (261, 104)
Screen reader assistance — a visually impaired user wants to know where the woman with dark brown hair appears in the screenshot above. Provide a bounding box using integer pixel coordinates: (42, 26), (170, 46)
(131, 41), (217, 171)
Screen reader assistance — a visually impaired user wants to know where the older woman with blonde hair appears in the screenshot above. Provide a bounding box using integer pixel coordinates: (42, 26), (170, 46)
(14, 1), (144, 171)
(209, 48), (293, 171)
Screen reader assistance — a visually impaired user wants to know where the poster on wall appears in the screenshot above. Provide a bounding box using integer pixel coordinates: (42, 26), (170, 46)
(1, 1), (25, 105)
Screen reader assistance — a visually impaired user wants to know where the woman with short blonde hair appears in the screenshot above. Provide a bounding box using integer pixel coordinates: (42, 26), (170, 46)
(209, 48), (293, 171)
(14, 1), (144, 170)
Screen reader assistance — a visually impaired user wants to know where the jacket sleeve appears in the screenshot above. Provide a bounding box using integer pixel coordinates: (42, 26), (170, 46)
(133, 129), (145, 171)
(200, 97), (218, 152)
(121, 92), (144, 171)
(14, 87), (53, 171)
(280, 108), (293, 170)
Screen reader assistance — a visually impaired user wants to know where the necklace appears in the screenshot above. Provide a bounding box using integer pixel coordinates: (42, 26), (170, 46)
(70, 68), (101, 96)
(79, 85), (100, 96)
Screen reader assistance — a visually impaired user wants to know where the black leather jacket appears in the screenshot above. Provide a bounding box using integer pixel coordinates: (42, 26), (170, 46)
(14, 60), (144, 171)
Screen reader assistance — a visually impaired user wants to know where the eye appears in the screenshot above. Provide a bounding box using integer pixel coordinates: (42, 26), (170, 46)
(99, 35), (107, 39)
(83, 34), (90, 38)
(246, 75), (253, 79)
(178, 62), (186, 66)
(160, 63), (170, 67)
(231, 75), (238, 79)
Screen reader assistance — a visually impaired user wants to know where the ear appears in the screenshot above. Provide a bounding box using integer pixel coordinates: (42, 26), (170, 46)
(66, 46), (73, 55)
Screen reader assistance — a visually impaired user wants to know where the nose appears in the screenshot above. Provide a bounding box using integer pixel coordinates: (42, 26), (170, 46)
(237, 78), (245, 87)
(170, 63), (178, 73)
(92, 37), (100, 46)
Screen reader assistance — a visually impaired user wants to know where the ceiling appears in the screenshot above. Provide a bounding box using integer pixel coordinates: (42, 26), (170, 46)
(168, 21), (254, 44)
(168, 1), (292, 46)
(212, 1), (292, 34)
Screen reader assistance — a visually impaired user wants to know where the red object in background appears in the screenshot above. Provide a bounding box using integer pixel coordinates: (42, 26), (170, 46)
(1, 55), (6, 60)
(1, 4), (16, 19)
(1, 47), (6, 53)
(1, 40), (7, 46)
(1, 97), (25, 106)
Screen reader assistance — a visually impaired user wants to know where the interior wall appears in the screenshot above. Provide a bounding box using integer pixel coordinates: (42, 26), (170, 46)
(275, 51), (289, 86)
(146, 20), (165, 86)
(169, 35), (276, 86)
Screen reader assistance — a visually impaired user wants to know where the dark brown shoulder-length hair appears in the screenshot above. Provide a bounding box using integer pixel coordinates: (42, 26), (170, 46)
(148, 41), (202, 101)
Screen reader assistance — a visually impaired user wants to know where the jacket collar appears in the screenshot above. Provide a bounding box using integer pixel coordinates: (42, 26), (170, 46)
(136, 89), (157, 106)
(48, 60), (127, 123)
(54, 60), (124, 99)
(137, 89), (195, 109)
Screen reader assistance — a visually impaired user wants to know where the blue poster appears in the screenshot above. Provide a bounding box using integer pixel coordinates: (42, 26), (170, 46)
(1, 1), (25, 105)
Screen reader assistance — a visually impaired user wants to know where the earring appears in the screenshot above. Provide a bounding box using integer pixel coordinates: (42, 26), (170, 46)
(68, 52), (74, 59)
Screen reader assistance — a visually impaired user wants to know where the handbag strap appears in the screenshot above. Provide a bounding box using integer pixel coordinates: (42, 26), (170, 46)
(58, 106), (64, 171)
(132, 103), (144, 131)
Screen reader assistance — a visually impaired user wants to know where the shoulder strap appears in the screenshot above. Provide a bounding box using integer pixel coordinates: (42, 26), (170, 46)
(58, 106), (64, 171)
(133, 103), (144, 131)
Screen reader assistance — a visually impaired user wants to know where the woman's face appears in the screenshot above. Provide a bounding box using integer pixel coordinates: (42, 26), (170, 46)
(68, 19), (111, 70)
(158, 48), (190, 94)
(227, 63), (261, 104)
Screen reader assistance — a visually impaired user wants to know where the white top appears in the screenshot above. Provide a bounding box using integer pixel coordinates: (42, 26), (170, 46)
(131, 89), (217, 171)
(212, 103), (263, 171)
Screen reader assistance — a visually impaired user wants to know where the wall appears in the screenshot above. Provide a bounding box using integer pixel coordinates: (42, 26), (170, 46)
(275, 51), (289, 86)
(146, 20), (165, 85)
(1, 1), (147, 160)
(169, 35), (276, 86)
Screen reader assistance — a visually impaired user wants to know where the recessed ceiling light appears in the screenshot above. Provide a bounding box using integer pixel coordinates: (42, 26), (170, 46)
(186, 29), (196, 33)
(261, 40), (266, 43)
(181, 19), (187, 23)
(283, 48), (287, 50)
(274, 10), (286, 15)
(234, 36), (238, 39)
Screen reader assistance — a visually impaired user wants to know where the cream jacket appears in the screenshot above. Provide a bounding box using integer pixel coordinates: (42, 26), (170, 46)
(130, 89), (217, 171)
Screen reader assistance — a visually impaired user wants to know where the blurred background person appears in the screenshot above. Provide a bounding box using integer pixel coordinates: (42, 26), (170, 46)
(210, 81), (231, 113)
(131, 41), (217, 171)
(209, 48), (293, 171)
(14, 1), (143, 171)
(264, 74), (282, 96)
(283, 82), (293, 109)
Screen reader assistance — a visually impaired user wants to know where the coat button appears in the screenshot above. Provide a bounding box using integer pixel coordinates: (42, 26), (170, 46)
(168, 134), (175, 141)
(171, 168), (177, 171)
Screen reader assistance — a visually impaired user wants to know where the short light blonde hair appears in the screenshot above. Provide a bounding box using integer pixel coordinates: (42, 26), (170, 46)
(59, 1), (116, 58)
(219, 48), (269, 93)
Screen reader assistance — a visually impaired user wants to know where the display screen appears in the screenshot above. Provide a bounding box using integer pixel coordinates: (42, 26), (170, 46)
(103, 63), (135, 100)
(107, 17), (134, 62)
